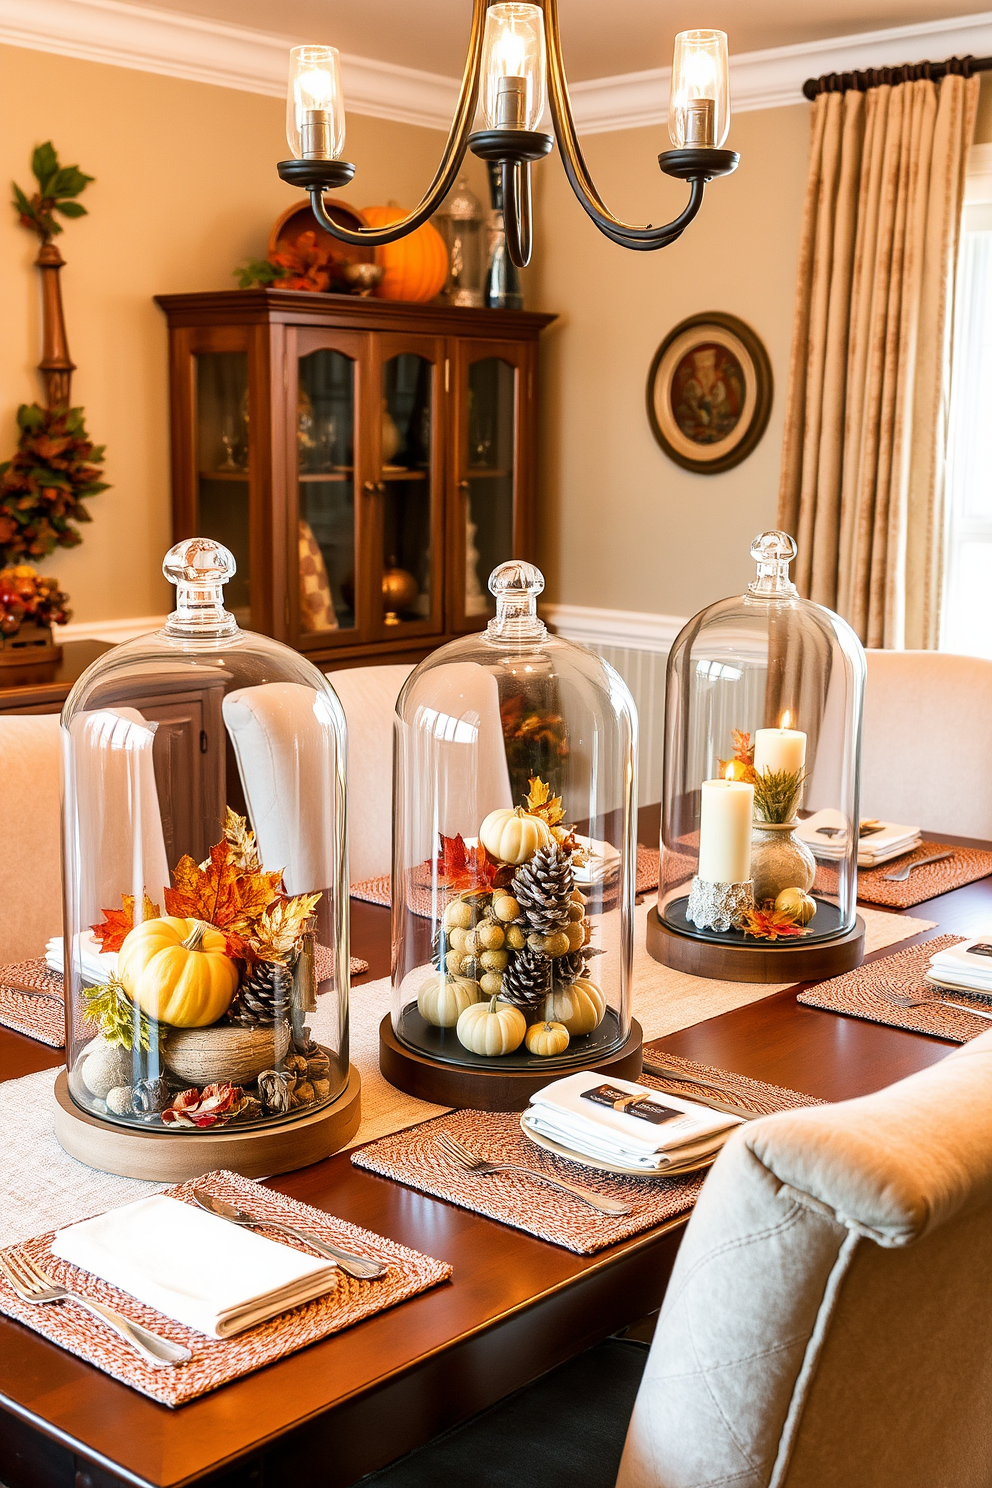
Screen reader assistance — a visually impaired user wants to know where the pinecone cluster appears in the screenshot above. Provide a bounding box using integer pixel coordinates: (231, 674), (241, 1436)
(229, 959), (293, 1027)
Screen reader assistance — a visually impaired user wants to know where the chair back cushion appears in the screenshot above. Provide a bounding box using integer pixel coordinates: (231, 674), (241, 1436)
(616, 1032), (992, 1488)
(324, 664), (414, 884)
(0, 715), (61, 962)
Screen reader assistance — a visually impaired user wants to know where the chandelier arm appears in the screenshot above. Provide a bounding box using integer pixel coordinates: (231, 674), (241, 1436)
(503, 161), (534, 268)
(591, 178), (707, 251)
(298, 0), (488, 247)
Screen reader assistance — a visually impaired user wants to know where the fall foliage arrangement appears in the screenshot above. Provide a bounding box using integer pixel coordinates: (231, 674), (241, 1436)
(0, 563), (71, 634)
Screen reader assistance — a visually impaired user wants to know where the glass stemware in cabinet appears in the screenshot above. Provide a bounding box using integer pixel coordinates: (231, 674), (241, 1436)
(58, 538), (355, 1176)
(386, 560), (641, 1109)
(297, 348), (357, 636)
(195, 353), (251, 624)
(380, 353), (435, 626)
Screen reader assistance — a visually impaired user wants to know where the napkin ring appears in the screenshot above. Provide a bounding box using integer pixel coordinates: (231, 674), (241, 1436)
(612, 1093), (651, 1113)
(686, 876), (754, 933)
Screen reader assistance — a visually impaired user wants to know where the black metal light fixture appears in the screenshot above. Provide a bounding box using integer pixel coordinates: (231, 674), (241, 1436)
(277, 3), (739, 269)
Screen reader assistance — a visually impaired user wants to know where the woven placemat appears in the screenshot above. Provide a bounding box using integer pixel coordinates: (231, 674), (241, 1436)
(0, 1168), (450, 1407)
(814, 842), (992, 909)
(350, 847), (662, 912)
(352, 1059), (822, 1256)
(797, 935), (992, 1041)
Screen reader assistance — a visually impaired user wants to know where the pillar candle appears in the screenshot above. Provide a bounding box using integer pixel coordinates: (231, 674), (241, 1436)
(697, 778), (754, 884)
(753, 723), (807, 777)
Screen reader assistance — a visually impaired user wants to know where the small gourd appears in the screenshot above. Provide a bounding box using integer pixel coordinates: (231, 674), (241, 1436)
(774, 887), (816, 925)
(525, 1020), (570, 1058)
(417, 974), (482, 1028)
(118, 917), (239, 1027)
(456, 995), (526, 1056)
(542, 978), (607, 1036)
(479, 807), (551, 865)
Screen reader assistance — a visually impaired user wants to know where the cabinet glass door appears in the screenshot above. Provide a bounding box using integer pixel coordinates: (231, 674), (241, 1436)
(195, 351), (251, 624)
(375, 339), (443, 635)
(295, 340), (362, 643)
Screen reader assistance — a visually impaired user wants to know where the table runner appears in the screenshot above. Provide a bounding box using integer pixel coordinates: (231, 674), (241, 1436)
(814, 842), (992, 909)
(352, 1060), (825, 1255)
(0, 1168), (451, 1406)
(0, 899), (934, 1249)
(797, 935), (992, 1042)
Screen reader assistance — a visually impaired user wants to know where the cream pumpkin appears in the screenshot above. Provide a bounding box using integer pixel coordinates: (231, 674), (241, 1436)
(417, 974), (481, 1028)
(479, 807), (551, 865)
(542, 978), (607, 1036)
(118, 917), (239, 1027)
(456, 996), (526, 1056)
(524, 1020), (570, 1058)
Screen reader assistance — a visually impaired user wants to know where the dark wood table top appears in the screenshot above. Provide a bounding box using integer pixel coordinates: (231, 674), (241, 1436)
(1, 830), (989, 1488)
(0, 639), (113, 716)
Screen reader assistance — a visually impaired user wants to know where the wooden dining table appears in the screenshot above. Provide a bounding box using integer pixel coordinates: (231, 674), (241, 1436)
(1, 817), (989, 1488)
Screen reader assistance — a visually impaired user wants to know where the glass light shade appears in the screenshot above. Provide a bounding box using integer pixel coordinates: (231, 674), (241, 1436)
(481, 4), (547, 131)
(391, 561), (637, 1077)
(435, 177), (487, 307)
(286, 45), (345, 160)
(658, 532), (865, 946)
(668, 29), (730, 148)
(61, 539), (350, 1139)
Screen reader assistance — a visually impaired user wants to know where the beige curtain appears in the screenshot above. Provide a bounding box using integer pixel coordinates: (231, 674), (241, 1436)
(778, 74), (978, 648)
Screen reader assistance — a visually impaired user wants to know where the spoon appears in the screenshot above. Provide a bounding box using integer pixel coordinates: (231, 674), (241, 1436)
(193, 1190), (386, 1280)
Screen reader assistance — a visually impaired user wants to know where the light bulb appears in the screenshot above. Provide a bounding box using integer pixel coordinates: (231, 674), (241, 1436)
(286, 45), (345, 161)
(669, 29), (730, 149)
(481, 4), (547, 131)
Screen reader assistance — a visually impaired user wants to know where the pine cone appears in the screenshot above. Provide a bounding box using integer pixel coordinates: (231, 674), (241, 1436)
(552, 949), (586, 989)
(230, 960), (293, 1026)
(500, 947), (551, 1008)
(512, 844), (574, 935)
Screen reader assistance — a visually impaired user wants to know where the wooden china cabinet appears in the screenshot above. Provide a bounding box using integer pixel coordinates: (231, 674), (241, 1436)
(155, 290), (554, 668)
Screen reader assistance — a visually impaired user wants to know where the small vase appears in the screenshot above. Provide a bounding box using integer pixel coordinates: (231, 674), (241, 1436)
(750, 820), (816, 905)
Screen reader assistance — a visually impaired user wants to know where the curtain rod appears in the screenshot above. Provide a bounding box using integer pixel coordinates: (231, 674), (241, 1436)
(802, 53), (992, 100)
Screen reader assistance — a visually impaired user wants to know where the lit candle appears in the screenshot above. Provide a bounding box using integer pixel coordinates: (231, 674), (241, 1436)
(753, 710), (807, 778)
(698, 770), (754, 884)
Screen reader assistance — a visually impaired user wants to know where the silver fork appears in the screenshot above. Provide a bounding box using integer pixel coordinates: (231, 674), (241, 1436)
(0, 1250), (192, 1368)
(436, 1131), (632, 1216)
(880, 990), (992, 1021)
(882, 851), (953, 882)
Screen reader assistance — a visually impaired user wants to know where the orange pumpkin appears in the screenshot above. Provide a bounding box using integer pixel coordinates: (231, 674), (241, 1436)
(362, 205), (448, 303)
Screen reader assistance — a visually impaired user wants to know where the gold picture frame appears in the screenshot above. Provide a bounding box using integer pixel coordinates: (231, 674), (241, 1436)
(646, 312), (773, 474)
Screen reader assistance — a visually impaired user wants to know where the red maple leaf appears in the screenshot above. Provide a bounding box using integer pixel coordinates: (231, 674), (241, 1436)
(91, 893), (161, 953)
(432, 834), (513, 893)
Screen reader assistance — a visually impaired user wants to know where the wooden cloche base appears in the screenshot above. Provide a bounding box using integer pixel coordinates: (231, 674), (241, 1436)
(645, 905), (866, 983)
(379, 1015), (644, 1113)
(53, 1066), (362, 1182)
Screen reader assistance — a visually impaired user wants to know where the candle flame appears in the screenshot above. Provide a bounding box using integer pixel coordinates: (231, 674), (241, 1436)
(724, 762), (734, 781)
(780, 709), (792, 730)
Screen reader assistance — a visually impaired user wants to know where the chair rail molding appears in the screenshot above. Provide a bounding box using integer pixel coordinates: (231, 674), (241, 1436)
(543, 603), (685, 654)
(55, 614), (168, 644)
(1, 0), (990, 133)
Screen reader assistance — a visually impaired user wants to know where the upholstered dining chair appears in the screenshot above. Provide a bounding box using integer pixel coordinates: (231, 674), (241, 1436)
(0, 714), (61, 963)
(323, 664), (414, 884)
(862, 649), (992, 837)
(358, 1031), (992, 1488)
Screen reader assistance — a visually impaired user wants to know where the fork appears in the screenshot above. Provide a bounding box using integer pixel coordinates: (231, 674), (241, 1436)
(0, 1250), (192, 1368)
(879, 990), (992, 1021)
(436, 1131), (632, 1216)
(881, 851), (953, 882)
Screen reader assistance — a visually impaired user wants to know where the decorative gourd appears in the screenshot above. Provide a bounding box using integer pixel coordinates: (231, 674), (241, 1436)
(362, 205), (448, 302)
(525, 1020), (570, 1058)
(417, 974), (481, 1028)
(774, 887), (816, 925)
(542, 978), (607, 1036)
(456, 996), (526, 1056)
(118, 917), (239, 1027)
(479, 807), (552, 865)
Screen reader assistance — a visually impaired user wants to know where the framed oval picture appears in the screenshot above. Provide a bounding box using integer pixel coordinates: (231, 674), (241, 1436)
(646, 312), (773, 474)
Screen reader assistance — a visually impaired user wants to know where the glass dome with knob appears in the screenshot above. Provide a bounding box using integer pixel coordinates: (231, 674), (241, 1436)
(386, 560), (640, 1108)
(57, 539), (354, 1175)
(648, 531), (867, 981)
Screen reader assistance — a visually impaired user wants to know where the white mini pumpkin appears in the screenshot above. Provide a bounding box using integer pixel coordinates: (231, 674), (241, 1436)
(542, 978), (607, 1036)
(478, 808), (551, 865)
(417, 974), (481, 1028)
(456, 996), (527, 1056)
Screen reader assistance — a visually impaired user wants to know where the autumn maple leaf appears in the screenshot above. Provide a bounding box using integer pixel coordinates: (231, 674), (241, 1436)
(740, 905), (807, 941)
(524, 775), (565, 827)
(164, 841), (283, 956)
(433, 834), (514, 893)
(718, 729), (757, 783)
(91, 893), (161, 953)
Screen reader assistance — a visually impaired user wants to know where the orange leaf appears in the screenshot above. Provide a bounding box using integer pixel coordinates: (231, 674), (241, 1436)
(740, 905), (807, 941)
(432, 833), (506, 893)
(91, 893), (161, 953)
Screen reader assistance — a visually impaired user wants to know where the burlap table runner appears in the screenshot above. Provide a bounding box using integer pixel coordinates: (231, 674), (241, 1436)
(814, 842), (992, 909)
(0, 1168), (450, 1406)
(797, 935), (992, 1041)
(352, 1059), (825, 1255)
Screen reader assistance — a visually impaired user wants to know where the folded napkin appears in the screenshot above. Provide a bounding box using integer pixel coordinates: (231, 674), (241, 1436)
(524, 1072), (743, 1172)
(798, 810), (921, 866)
(928, 939), (992, 996)
(51, 1194), (338, 1338)
(46, 932), (117, 987)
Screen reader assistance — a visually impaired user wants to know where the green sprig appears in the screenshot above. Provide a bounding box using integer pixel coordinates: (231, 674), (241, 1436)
(82, 977), (157, 1053)
(752, 767), (807, 825)
(12, 141), (94, 243)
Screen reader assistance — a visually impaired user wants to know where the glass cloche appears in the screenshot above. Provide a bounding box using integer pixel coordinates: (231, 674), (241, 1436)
(60, 540), (349, 1138)
(390, 561), (637, 1078)
(656, 531), (866, 958)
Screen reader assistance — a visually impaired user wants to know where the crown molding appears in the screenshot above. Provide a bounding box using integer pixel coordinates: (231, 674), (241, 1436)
(0, 0), (990, 135)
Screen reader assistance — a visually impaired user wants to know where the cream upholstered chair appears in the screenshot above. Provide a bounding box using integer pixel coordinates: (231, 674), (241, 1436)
(0, 715), (62, 962)
(862, 650), (992, 837)
(323, 664), (414, 884)
(616, 1030), (992, 1488)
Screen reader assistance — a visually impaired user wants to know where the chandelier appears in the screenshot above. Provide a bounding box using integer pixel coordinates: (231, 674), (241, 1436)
(277, 3), (738, 267)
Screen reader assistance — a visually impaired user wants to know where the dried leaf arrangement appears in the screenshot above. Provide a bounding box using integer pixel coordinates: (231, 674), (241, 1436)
(718, 728), (806, 824)
(234, 231), (352, 294)
(0, 563), (71, 635)
(740, 903), (809, 941)
(13, 141), (93, 242)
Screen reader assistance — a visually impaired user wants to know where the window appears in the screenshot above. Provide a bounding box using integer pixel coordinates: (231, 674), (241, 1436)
(941, 148), (992, 658)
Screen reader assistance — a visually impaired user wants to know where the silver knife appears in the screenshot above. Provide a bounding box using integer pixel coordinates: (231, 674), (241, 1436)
(641, 1059), (767, 1121)
(193, 1189), (386, 1280)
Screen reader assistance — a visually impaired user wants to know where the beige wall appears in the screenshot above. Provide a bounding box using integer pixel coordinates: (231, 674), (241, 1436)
(0, 44), (458, 622)
(530, 104), (811, 617)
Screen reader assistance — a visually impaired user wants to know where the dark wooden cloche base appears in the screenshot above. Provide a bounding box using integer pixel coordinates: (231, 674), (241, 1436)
(379, 1016), (644, 1113)
(645, 905), (866, 983)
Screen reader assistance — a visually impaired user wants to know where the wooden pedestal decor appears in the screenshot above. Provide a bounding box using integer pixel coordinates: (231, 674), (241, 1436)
(53, 1065), (361, 1182)
(646, 905), (865, 983)
(380, 1015), (643, 1112)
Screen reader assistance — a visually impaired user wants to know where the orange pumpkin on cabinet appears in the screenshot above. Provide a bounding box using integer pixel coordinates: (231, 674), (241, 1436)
(362, 205), (448, 302)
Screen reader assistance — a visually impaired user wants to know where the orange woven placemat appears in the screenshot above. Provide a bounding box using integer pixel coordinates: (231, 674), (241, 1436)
(797, 934), (992, 1041)
(0, 1168), (451, 1406)
(352, 1060), (823, 1255)
(814, 841), (992, 909)
(0, 960), (64, 1047)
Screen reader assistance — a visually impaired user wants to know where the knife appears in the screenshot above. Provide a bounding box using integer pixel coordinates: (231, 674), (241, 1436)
(641, 1059), (767, 1121)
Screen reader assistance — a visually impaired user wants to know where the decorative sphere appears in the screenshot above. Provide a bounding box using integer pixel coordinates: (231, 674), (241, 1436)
(774, 887), (816, 925)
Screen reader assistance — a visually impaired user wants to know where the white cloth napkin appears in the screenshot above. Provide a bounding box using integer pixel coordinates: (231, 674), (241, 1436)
(798, 810), (921, 866)
(45, 933), (118, 988)
(928, 940), (992, 996)
(524, 1072), (743, 1171)
(51, 1194), (338, 1338)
